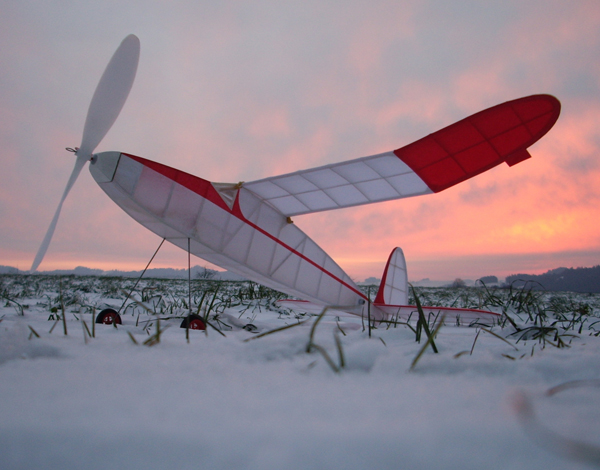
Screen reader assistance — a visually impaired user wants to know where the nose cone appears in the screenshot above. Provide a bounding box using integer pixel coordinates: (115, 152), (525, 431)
(89, 151), (121, 183)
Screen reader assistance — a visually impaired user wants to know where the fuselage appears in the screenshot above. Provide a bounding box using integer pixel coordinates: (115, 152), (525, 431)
(89, 151), (369, 314)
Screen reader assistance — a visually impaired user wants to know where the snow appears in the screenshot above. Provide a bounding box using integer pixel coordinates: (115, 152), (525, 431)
(1, 276), (599, 469)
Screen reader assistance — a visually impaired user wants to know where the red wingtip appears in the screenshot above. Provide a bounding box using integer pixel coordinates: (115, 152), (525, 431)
(394, 94), (561, 192)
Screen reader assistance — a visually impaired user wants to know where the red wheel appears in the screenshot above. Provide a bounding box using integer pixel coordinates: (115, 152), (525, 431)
(95, 308), (122, 325)
(180, 314), (206, 330)
(189, 319), (205, 329)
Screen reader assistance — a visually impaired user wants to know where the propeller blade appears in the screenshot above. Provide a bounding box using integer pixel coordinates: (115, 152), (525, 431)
(30, 155), (88, 272)
(78, 34), (140, 158)
(30, 35), (140, 272)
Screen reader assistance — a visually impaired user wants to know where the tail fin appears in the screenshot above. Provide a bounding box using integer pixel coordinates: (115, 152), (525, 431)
(374, 247), (408, 305)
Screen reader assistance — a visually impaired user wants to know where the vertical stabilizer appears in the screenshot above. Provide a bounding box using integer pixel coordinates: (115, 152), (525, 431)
(374, 247), (408, 305)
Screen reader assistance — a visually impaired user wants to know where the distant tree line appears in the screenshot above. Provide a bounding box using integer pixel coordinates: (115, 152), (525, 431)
(505, 266), (600, 293)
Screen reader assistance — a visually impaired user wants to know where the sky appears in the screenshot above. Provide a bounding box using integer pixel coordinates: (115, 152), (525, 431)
(1, 0), (599, 282)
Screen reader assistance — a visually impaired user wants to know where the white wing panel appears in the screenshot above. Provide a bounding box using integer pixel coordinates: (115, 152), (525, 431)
(133, 166), (173, 216)
(277, 174), (319, 193)
(223, 225), (253, 261)
(296, 191), (338, 212)
(243, 151), (433, 216)
(387, 172), (430, 195)
(335, 161), (380, 182)
(112, 155), (141, 194)
(164, 184), (203, 233)
(245, 181), (288, 199)
(356, 179), (398, 200)
(238, 187), (363, 307)
(303, 168), (347, 188)
(268, 196), (309, 215)
(325, 184), (368, 206)
(367, 154), (413, 176)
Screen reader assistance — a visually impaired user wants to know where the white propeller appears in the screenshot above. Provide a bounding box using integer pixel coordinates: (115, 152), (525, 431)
(30, 34), (140, 272)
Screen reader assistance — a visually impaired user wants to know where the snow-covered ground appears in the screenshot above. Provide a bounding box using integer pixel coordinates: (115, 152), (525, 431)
(1, 275), (599, 469)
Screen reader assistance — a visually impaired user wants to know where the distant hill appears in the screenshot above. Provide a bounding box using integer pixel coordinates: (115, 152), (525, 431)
(506, 266), (600, 293)
(359, 277), (381, 286)
(0, 265), (247, 281)
(0, 266), (21, 275)
(3, 264), (599, 292)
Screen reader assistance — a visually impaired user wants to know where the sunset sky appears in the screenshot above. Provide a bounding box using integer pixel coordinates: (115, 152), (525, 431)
(1, 0), (599, 282)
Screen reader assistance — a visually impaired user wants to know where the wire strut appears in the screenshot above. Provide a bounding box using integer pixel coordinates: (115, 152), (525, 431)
(118, 238), (166, 313)
(186, 238), (192, 343)
(188, 238), (192, 317)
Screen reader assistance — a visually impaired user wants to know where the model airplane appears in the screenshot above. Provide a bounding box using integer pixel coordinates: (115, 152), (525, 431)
(31, 35), (561, 326)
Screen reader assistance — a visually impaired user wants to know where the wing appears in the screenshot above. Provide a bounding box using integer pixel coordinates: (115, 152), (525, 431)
(243, 94), (560, 217)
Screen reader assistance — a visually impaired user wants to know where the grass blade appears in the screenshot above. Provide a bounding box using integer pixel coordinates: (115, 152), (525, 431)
(334, 332), (345, 369)
(410, 314), (445, 371)
(411, 285), (438, 353)
(309, 343), (340, 373)
(243, 320), (307, 342)
(306, 307), (330, 352)
(479, 326), (519, 351)
(28, 325), (40, 339)
(127, 331), (139, 345)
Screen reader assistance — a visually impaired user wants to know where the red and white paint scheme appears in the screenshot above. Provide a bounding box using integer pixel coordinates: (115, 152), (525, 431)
(32, 35), (561, 323)
(371, 248), (501, 323)
(278, 247), (503, 323)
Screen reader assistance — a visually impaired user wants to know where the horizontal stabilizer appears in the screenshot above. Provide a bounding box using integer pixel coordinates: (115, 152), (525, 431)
(277, 298), (500, 325)
(375, 304), (500, 324)
(276, 299), (362, 317)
